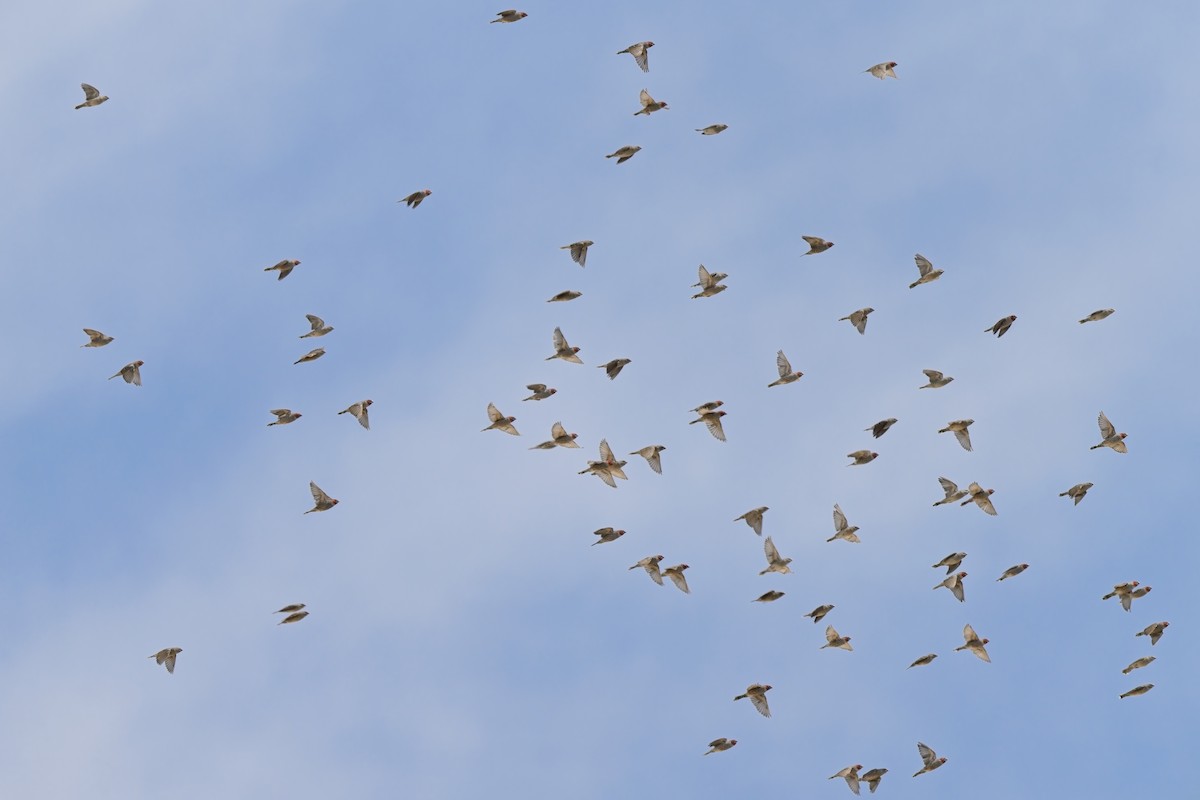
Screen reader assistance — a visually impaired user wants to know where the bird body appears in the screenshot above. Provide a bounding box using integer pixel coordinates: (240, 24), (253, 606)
(617, 41), (654, 72)
(605, 145), (642, 164)
(560, 240), (593, 267)
(399, 189), (432, 208)
(109, 360), (144, 385)
(75, 83), (109, 109)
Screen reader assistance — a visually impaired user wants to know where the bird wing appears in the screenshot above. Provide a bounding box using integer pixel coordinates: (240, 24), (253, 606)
(306, 314), (324, 330)
(937, 476), (958, 496)
(749, 693), (771, 717)
(963, 624), (979, 643)
(668, 571), (690, 593)
(825, 625), (840, 643)
(639, 89), (655, 108)
(1098, 411), (1116, 439)
(310, 482), (331, 504)
(487, 403), (503, 423)
(551, 421), (568, 440)
(763, 536), (781, 562)
(705, 416), (726, 441)
(954, 428), (973, 451)
(923, 369), (944, 381)
(632, 44), (649, 72)
(914, 253), (933, 277)
(82, 83), (100, 100)
(552, 327), (568, 352)
(646, 450), (663, 474)
(776, 350), (792, 378)
(917, 742), (937, 765)
(832, 504), (848, 532)
(164, 652), (177, 673)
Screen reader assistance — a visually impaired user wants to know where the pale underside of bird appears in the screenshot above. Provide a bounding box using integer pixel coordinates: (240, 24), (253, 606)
(802, 235), (834, 255)
(294, 347), (325, 365)
(805, 604), (834, 624)
(908, 653), (938, 668)
(956, 623), (991, 662)
(599, 358), (631, 380)
(934, 571), (967, 603)
(591, 527), (625, 546)
(663, 563), (690, 593)
(996, 564), (1029, 581)
(305, 481), (339, 514)
(617, 41), (653, 72)
(938, 419), (974, 451)
(913, 742), (946, 777)
(909, 253), (943, 288)
(605, 145), (642, 163)
(759, 536), (792, 575)
(629, 445), (665, 474)
(822, 625), (853, 651)
(1136, 621), (1169, 645)
(696, 124), (728, 135)
(264, 258), (300, 280)
(961, 482), (998, 515)
(865, 61), (898, 80)
(862, 768), (888, 794)
(547, 326), (583, 363)
(278, 610), (309, 625)
(75, 82), (108, 109)
(491, 9), (527, 23)
(866, 418), (897, 438)
(268, 408), (302, 426)
(919, 369), (953, 389)
(933, 478), (968, 507)
(530, 421), (579, 450)
(691, 264), (728, 299)
(1122, 656), (1155, 674)
(149, 647), (182, 673)
(109, 360), (143, 385)
(735, 506), (768, 536)
(338, 399), (373, 430)
(840, 307), (874, 335)
(1060, 482), (1093, 505)
(400, 189), (432, 208)
(630, 554), (664, 585)
(986, 314), (1018, 337)
(768, 350), (803, 387)
(82, 328), (113, 347)
(482, 402), (519, 435)
(932, 551), (967, 573)
(524, 383), (556, 401)
(704, 737), (737, 755)
(1091, 411), (1128, 453)
(547, 290), (582, 303)
(1079, 308), (1116, 324)
(300, 314), (333, 337)
(634, 88), (668, 115)
(829, 765), (862, 795)
(846, 449), (878, 466)
(561, 240), (592, 267)
(579, 438), (628, 488)
(690, 409), (727, 441)
(828, 504), (860, 543)
(733, 683), (772, 717)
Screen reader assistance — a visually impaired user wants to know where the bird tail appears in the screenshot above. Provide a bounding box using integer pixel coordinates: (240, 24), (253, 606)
(74, 102), (86, 109)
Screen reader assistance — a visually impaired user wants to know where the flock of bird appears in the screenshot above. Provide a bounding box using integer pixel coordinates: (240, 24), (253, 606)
(72, 10), (1168, 792)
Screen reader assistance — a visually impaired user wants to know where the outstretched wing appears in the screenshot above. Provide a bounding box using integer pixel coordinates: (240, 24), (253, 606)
(1097, 411), (1116, 439)
(776, 350), (793, 378)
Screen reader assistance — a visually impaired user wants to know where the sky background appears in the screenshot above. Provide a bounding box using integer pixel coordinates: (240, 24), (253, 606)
(0, 0), (1197, 796)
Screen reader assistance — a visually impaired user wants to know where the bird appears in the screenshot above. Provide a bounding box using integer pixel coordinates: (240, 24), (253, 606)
(805, 604), (835, 624)
(759, 537), (792, 575)
(828, 504), (861, 543)
(299, 314), (333, 338)
(338, 399), (373, 430)
(599, 358), (632, 380)
(1120, 684), (1154, 699)
(546, 327), (583, 364)
(75, 83), (109, 109)
(932, 552), (967, 574)
(822, 625), (853, 651)
(264, 259), (300, 280)
(1079, 308), (1116, 324)
(275, 604), (306, 614)
(1091, 411), (1128, 453)
(866, 418), (897, 438)
(399, 189), (432, 208)
(663, 564), (690, 594)
(913, 742), (947, 777)
(864, 61), (899, 79)
(754, 590), (785, 603)
(691, 400), (724, 414)
(862, 768), (888, 794)
(305, 481), (339, 514)
(634, 89), (668, 115)
(1122, 656), (1156, 674)
(909, 254), (943, 288)
(696, 124), (728, 135)
(908, 654), (938, 669)
(294, 348), (325, 365)
(955, 624), (991, 662)
(919, 369), (954, 389)
(691, 264), (729, 298)
(846, 450), (878, 466)
(81, 328), (113, 347)
(933, 479), (968, 507)
(996, 564), (1029, 581)
(490, 9), (527, 23)
(768, 350), (803, 387)
(938, 419), (975, 451)
(691, 283), (727, 299)
(629, 555), (665, 585)
(148, 647), (182, 674)
(591, 527), (625, 546)
(278, 611), (309, 625)
(802, 235), (834, 255)
(733, 684), (772, 717)
(1136, 621), (1169, 645)
(690, 409), (727, 441)
(605, 145), (642, 164)
(1101, 581), (1139, 601)
(617, 41), (654, 72)
(547, 290), (582, 304)
(523, 384), (556, 401)
(961, 482), (998, 515)
(629, 445), (666, 474)
(829, 765), (863, 795)
(268, 409), (302, 426)
(934, 572), (968, 603)
(985, 315), (1018, 337)
(704, 738), (737, 755)
(482, 403), (519, 435)
(108, 360), (143, 385)
(529, 421), (579, 450)
(735, 506), (768, 536)
(1059, 482), (1093, 505)
(560, 240), (593, 267)
(579, 439), (628, 488)
(839, 308), (874, 335)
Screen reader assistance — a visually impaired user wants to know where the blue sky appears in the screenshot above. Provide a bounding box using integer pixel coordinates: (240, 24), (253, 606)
(1, 0), (1198, 796)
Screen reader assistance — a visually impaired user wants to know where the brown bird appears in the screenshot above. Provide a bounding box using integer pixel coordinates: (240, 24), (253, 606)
(865, 61), (899, 80)
(591, 527), (626, 546)
(938, 419), (975, 452)
(304, 481), (339, 514)
(696, 124), (728, 135)
(1059, 482), (1093, 505)
(81, 328), (114, 347)
(148, 647), (182, 674)
(278, 611), (309, 625)
(605, 145), (642, 164)
(690, 410), (727, 442)
(933, 479), (968, 507)
(560, 240), (593, 267)
(338, 399), (373, 430)
(919, 369), (954, 389)
(300, 314), (333, 338)
(996, 564), (1029, 582)
(908, 654), (938, 669)
(268, 409), (302, 426)
(821, 625), (853, 651)
(1136, 621), (1169, 645)
(109, 360), (144, 386)
(663, 564), (690, 594)
(768, 350), (804, 387)
(629, 554), (665, 585)
(912, 742), (947, 777)
(955, 623), (990, 662)
(547, 290), (582, 303)
(529, 421), (579, 450)
(828, 504), (861, 543)
(733, 683), (773, 717)
(960, 482), (998, 515)
(1120, 684), (1154, 699)
(546, 327), (583, 364)
(75, 82), (109, 109)
(933, 571), (967, 603)
(275, 603), (306, 614)
(985, 315), (1018, 337)
(862, 768), (888, 794)
(1079, 308), (1116, 324)
(805, 604), (834, 624)
(846, 450), (878, 466)
(909, 253), (943, 288)
(754, 590), (785, 603)
(490, 9), (527, 23)
(704, 737), (737, 755)
(294, 348), (325, 365)
(839, 308), (875, 335)
(932, 552), (967, 574)
(633, 88), (668, 115)
(482, 403), (519, 435)
(599, 358), (632, 380)
(399, 189), (432, 208)
(629, 445), (666, 474)
(829, 765), (863, 795)
(264, 259), (300, 280)
(735, 506), (768, 536)
(617, 41), (654, 72)
(759, 537), (792, 575)
(1091, 411), (1128, 453)
(802, 235), (834, 255)
(1122, 656), (1155, 675)
(523, 384), (556, 401)
(866, 418), (897, 438)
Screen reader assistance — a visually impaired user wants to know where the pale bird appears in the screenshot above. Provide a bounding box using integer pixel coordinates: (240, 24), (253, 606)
(268, 409), (302, 426)
(802, 235), (834, 255)
(1120, 684), (1154, 699)
(735, 506), (768, 536)
(805, 604), (834, 624)
(634, 88), (668, 115)
(629, 554), (665, 585)
(591, 527), (625, 546)
(933, 571), (967, 603)
(690, 409), (727, 441)
(338, 399), (373, 430)
(305, 481), (339, 514)
(704, 738), (737, 755)
(913, 742), (947, 777)
(490, 10), (527, 23)
(822, 625), (853, 651)
(1079, 308), (1115, 324)
(960, 482), (998, 515)
(938, 419), (974, 452)
(560, 240), (593, 267)
(523, 384), (556, 401)
(955, 623), (990, 662)
(909, 253), (943, 288)
(1122, 656), (1155, 675)
(294, 348), (325, 365)
(547, 290), (582, 303)
(1101, 581), (1139, 601)
(829, 765), (863, 795)
(996, 564), (1029, 582)
(839, 307), (874, 335)
(546, 327), (583, 364)
(264, 258), (300, 280)
(529, 421), (578, 450)
(599, 358), (632, 380)
(908, 654), (938, 669)
(759, 536), (792, 575)
(579, 438), (628, 488)
(629, 445), (666, 474)
(109, 360), (143, 386)
(696, 124), (728, 135)
(768, 350), (803, 387)
(985, 314), (1018, 337)
(862, 768), (888, 794)
(1135, 621), (1169, 645)
(605, 145), (642, 164)
(828, 504), (860, 543)
(617, 41), (654, 72)
(932, 552), (967, 573)
(933, 478), (968, 507)
(148, 647), (182, 674)
(846, 450), (878, 466)
(733, 683), (772, 717)
(300, 314), (333, 337)
(663, 564), (690, 594)
(1091, 411), (1128, 453)
(75, 83), (109, 109)
(81, 328), (113, 347)
(691, 400), (724, 414)
(482, 403), (519, 435)
(919, 369), (953, 389)
(1059, 482), (1093, 505)
(399, 189), (432, 208)
(866, 418), (897, 438)
(691, 264), (728, 298)
(864, 61), (899, 80)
